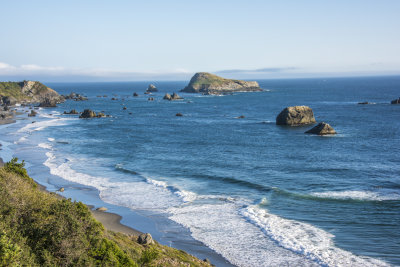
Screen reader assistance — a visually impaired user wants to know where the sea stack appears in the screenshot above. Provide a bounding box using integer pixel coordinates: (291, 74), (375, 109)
(146, 84), (158, 93)
(305, 122), (337, 135)
(276, 106), (316, 126)
(180, 72), (262, 95)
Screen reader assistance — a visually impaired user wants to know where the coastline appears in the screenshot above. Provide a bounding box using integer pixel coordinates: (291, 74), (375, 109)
(0, 111), (234, 267)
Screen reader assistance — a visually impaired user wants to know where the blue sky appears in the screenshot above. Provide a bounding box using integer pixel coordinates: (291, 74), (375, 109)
(0, 0), (399, 81)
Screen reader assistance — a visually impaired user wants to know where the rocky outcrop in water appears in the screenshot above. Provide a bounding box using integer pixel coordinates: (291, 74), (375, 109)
(163, 93), (183, 101)
(64, 109), (78, 115)
(79, 109), (97, 118)
(391, 97), (400, 104)
(276, 106), (316, 126)
(79, 109), (107, 118)
(64, 92), (88, 101)
(181, 72), (261, 95)
(28, 110), (37, 117)
(39, 97), (57, 108)
(146, 84), (158, 93)
(305, 122), (336, 135)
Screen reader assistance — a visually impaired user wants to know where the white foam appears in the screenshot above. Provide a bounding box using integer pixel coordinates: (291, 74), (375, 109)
(240, 205), (390, 267)
(38, 143), (52, 150)
(169, 202), (317, 267)
(14, 136), (28, 144)
(311, 190), (400, 201)
(174, 190), (197, 203)
(17, 118), (72, 133)
(43, 152), (183, 211)
(48, 138), (55, 142)
(146, 177), (168, 188)
(146, 178), (197, 203)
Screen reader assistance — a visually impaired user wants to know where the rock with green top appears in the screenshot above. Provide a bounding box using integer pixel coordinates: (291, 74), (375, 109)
(181, 72), (261, 95)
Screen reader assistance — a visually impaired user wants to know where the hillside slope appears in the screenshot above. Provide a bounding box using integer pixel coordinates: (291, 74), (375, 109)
(0, 158), (211, 267)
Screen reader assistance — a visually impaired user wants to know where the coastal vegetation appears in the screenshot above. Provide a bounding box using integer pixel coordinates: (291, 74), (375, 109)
(0, 158), (211, 267)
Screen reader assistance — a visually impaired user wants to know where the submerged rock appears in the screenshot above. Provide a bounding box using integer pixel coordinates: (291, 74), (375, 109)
(305, 122), (336, 135)
(138, 233), (153, 245)
(276, 106), (316, 126)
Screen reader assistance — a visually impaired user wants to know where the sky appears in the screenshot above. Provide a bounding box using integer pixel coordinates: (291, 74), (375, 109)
(0, 0), (399, 81)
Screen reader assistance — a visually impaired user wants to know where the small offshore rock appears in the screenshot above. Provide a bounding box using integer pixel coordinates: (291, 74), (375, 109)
(235, 115), (245, 119)
(64, 109), (78, 115)
(176, 113), (183, 117)
(123, 106), (127, 110)
(146, 84), (158, 93)
(305, 122), (337, 135)
(133, 92), (139, 97)
(28, 110), (37, 117)
(391, 97), (400, 104)
(96, 207), (108, 212)
(148, 97), (154, 101)
(171, 93), (183, 100)
(79, 109), (97, 118)
(358, 102), (370, 105)
(276, 106), (316, 126)
(58, 187), (65, 192)
(138, 233), (153, 245)
(163, 93), (172, 100)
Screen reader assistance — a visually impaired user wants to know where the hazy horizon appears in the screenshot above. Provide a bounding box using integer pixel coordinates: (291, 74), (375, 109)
(1, 0), (399, 82)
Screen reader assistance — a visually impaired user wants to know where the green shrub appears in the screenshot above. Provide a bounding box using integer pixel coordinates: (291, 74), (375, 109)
(0, 231), (21, 266)
(138, 247), (159, 266)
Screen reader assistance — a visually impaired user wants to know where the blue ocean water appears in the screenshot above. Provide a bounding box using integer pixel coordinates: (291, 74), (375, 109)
(1, 76), (399, 266)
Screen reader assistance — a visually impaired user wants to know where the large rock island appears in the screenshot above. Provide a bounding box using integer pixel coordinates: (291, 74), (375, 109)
(180, 72), (262, 95)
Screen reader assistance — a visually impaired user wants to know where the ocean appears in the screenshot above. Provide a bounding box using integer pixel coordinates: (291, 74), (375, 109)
(1, 76), (399, 266)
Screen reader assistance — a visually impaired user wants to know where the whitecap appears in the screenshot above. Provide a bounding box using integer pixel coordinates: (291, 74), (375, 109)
(311, 190), (400, 201)
(240, 205), (390, 267)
